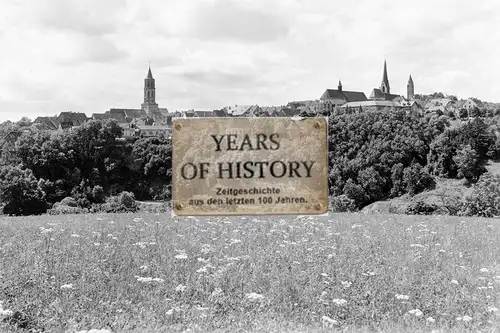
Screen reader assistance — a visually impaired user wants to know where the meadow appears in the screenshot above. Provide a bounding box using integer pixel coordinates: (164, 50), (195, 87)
(1, 212), (500, 333)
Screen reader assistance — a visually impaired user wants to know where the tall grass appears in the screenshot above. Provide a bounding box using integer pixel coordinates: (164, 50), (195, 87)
(1, 213), (499, 332)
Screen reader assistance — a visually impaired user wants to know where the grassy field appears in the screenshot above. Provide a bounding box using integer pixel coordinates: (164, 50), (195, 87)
(1, 212), (500, 333)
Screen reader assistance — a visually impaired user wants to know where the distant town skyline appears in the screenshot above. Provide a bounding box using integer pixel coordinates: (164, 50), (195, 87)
(1, 0), (499, 122)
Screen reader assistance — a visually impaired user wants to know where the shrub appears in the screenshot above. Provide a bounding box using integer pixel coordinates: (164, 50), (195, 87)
(59, 197), (78, 207)
(100, 191), (139, 213)
(405, 201), (439, 215)
(92, 185), (105, 203)
(459, 173), (500, 218)
(47, 203), (86, 215)
(329, 195), (356, 212)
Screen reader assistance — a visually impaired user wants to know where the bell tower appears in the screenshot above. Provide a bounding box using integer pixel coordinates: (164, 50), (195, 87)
(141, 63), (159, 114)
(407, 75), (414, 100)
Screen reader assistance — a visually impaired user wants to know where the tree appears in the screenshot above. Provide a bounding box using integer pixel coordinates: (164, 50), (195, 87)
(453, 145), (485, 182)
(0, 165), (47, 215)
(403, 163), (435, 196)
(460, 173), (500, 217)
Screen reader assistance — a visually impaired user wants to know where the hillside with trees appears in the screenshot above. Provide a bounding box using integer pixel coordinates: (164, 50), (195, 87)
(0, 110), (500, 217)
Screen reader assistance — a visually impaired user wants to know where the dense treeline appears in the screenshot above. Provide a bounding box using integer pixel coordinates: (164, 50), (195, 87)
(1, 112), (500, 216)
(0, 119), (171, 215)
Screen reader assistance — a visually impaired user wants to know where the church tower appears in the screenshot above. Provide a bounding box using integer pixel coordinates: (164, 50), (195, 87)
(141, 64), (159, 115)
(380, 60), (390, 94)
(407, 75), (414, 100)
(338, 80), (342, 92)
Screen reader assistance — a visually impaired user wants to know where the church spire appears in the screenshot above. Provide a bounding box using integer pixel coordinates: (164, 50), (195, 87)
(338, 79), (342, 92)
(147, 62), (153, 79)
(380, 59), (390, 94)
(142, 63), (159, 115)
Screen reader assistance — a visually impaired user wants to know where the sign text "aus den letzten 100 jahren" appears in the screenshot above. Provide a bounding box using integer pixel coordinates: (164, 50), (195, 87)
(171, 117), (328, 216)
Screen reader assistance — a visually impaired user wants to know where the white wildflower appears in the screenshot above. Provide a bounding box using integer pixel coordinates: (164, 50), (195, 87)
(136, 276), (164, 283)
(479, 268), (490, 273)
(487, 307), (499, 313)
(450, 279), (459, 285)
(60, 284), (74, 290)
(341, 281), (352, 288)
(332, 298), (347, 306)
(456, 315), (472, 322)
(408, 309), (423, 317)
(395, 294), (410, 300)
(426, 317), (436, 323)
(321, 315), (338, 327)
(174, 253), (188, 260)
(246, 292), (264, 301)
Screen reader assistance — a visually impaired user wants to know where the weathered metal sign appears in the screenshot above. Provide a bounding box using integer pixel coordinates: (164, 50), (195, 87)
(171, 117), (328, 216)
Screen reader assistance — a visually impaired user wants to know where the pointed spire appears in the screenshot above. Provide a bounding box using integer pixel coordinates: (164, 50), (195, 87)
(381, 59), (390, 94)
(408, 74), (413, 82)
(338, 79), (342, 92)
(147, 62), (153, 79)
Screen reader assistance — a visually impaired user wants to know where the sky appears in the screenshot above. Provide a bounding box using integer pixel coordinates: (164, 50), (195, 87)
(0, 0), (500, 122)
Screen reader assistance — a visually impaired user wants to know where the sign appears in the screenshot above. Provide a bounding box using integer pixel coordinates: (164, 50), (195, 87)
(171, 117), (328, 216)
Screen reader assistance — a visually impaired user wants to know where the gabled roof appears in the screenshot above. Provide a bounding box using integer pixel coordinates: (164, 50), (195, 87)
(33, 116), (61, 130)
(370, 88), (400, 101)
(320, 89), (368, 102)
(58, 112), (87, 126)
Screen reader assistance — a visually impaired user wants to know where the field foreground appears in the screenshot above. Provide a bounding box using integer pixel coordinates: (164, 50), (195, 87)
(1, 212), (500, 333)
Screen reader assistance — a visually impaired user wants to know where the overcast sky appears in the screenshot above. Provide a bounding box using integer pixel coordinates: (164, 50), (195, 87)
(1, 0), (499, 122)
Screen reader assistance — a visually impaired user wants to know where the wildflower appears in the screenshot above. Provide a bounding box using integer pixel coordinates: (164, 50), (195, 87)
(341, 281), (352, 288)
(408, 309), (423, 317)
(321, 315), (338, 327)
(175, 284), (187, 292)
(395, 294), (410, 300)
(174, 253), (188, 260)
(246, 292), (265, 301)
(70, 234), (81, 238)
(487, 307), (499, 313)
(136, 276), (164, 283)
(0, 301), (13, 318)
(479, 268), (490, 273)
(426, 317), (436, 323)
(332, 298), (347, 306)
(40, 227), (53, 234)
(196, 266), (208, 273)
(60, 284), (74, 290)
(450, 280), (459, 285)
(457, 315), (473, 322)
(410, 244), (425, 248)
(362, 271), (376, 277)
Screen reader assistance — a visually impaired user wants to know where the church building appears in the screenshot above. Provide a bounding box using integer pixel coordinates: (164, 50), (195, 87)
(369, 60), (401, 101)
(95, 65), (169, 125)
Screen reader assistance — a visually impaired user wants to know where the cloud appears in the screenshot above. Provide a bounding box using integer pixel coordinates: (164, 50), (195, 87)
(67, 36), (129, 65)
(30, 0), (125, 36)
(187, 0), (291, 43)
